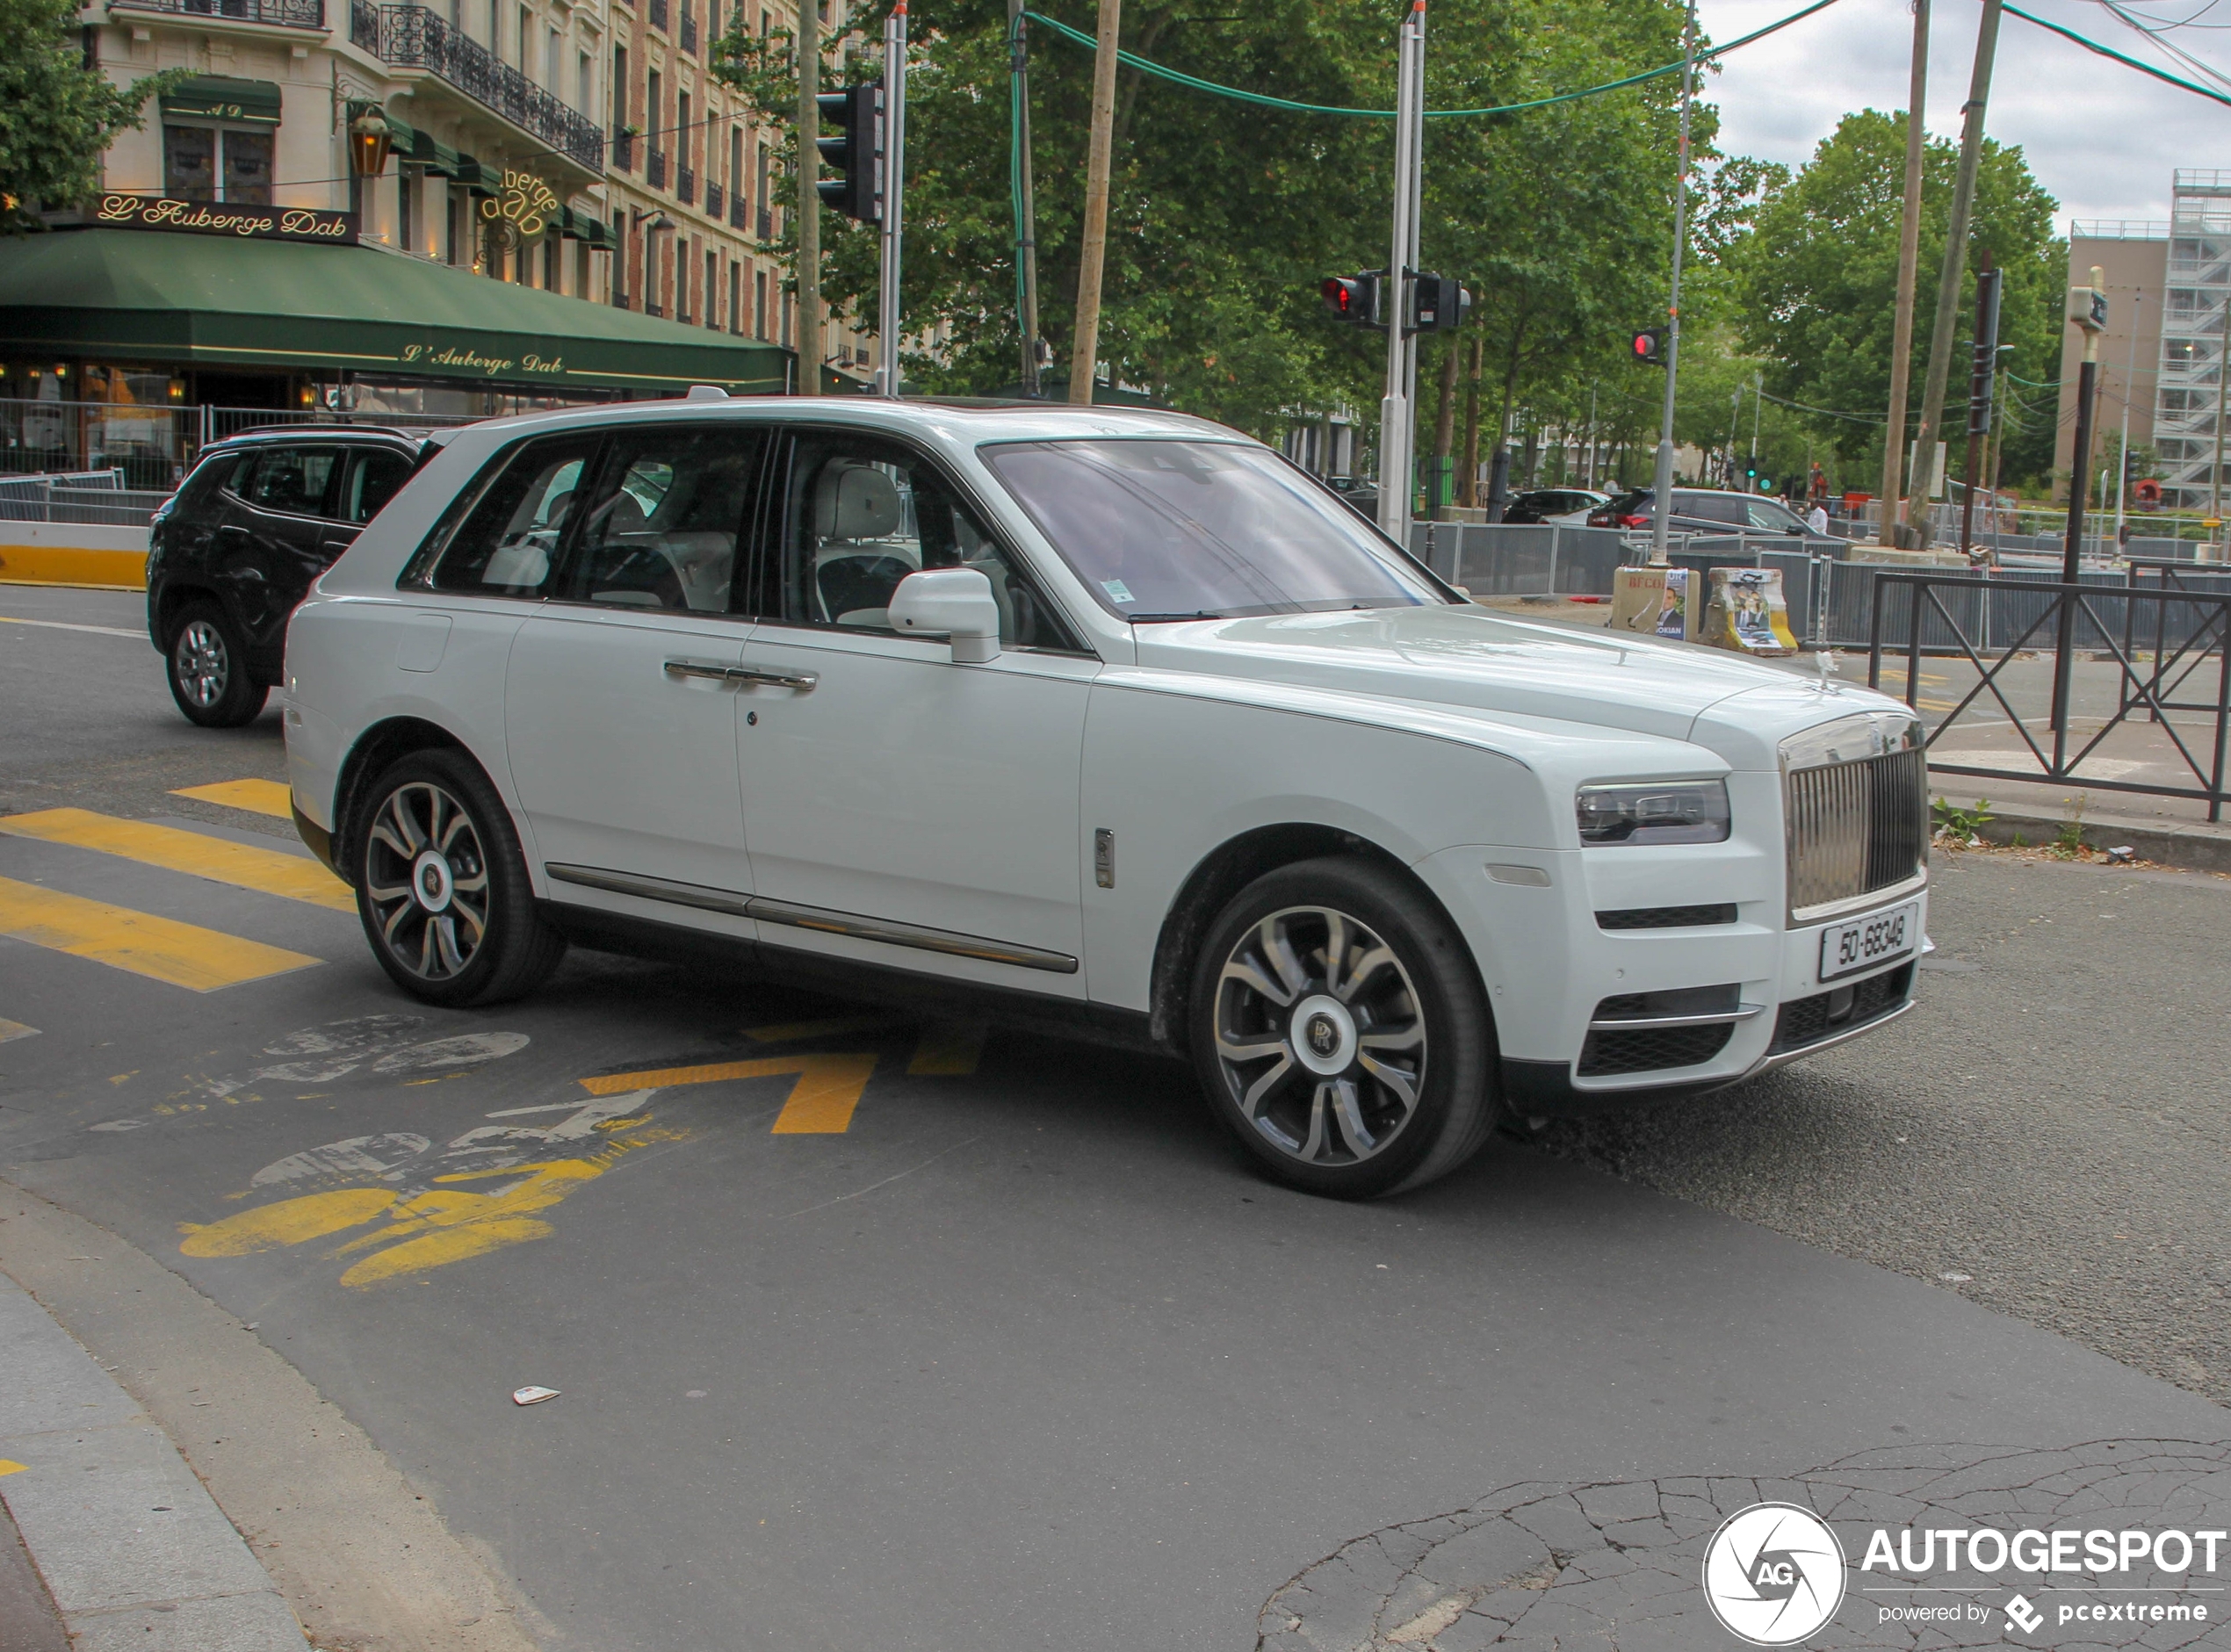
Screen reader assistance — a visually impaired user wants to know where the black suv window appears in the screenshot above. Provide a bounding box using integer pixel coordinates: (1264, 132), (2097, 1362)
(240, 446), (344, 518)
(341, 449), (414, 524)
(1674, 493), (1746, 525)
(426, 433), (603, 598)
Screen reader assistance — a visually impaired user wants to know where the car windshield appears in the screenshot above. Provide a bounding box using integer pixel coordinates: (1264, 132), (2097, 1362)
(981, 439), (1438, 619)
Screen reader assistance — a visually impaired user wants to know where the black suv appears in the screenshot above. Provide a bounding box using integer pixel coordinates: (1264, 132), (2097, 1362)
(145, 427), (442, 726)
(1585, 487), (1829, 541)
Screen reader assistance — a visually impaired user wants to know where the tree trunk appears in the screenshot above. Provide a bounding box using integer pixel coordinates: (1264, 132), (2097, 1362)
(793, 1), (820, 393)
(1457, 335), (1482, 508)
(1430, 340), (1461, 512)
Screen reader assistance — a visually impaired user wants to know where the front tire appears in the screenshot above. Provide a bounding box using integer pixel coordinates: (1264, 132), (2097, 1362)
(352, 749), (566, 1006)
(166, 602), (268, 728)
(1188, 857), (1498, 1199)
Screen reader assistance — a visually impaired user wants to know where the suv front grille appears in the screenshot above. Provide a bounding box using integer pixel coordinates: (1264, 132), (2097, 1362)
(1785, 746), (1927, 920)
(1578, 1022), (1734, 1076)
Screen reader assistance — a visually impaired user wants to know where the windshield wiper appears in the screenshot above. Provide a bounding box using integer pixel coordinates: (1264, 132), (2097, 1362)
(1124, 610), (1229, 622)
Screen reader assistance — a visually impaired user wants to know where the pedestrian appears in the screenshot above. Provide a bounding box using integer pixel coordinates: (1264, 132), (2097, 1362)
(1806, 501), (1829, 536)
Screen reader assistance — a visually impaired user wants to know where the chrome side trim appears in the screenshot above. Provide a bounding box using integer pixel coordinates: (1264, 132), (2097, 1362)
(1588, 1005), (1765, 1032)
(749, 898), (1079, 974)
(543, 864), (1078, 975)
(544, 862), (750, 917)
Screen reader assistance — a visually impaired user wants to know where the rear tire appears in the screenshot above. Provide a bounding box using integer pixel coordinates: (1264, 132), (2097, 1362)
(1188, 856), (1499, 1199)
(351, 748), (566, 1007)
(166, 602), (267, 728)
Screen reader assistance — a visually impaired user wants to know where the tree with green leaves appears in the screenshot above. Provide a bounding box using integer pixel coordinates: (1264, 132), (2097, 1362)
(1724, 109), (2063, 487)
(0, 0), (180, 232)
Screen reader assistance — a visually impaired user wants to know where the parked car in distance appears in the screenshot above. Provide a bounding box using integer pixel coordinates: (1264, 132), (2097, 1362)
(1498, 487), (1608, 525)
(144, 426), (445, 726)
(284, 395), (1928, 1200)
(1587, 487), (1836, 543)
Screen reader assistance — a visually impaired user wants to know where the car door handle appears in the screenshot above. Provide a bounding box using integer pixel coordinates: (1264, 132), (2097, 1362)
(663, 658), (737, 683)
(727, 666), (818, 692)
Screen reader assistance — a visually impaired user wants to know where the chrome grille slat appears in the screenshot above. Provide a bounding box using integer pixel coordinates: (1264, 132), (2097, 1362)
(1785, 746), (1928, 923)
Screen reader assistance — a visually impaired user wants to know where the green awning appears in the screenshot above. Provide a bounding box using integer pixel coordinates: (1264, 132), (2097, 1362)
(451, 158), (500, 194)
(162, 76), (283, 126)
(408, 129), (464, 178)
(0, 227), (788, 396)
(559, 207), (613, 249)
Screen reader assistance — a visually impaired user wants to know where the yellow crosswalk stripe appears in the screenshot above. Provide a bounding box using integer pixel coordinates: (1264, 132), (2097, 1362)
(0, 1018), (37, 1043)
(0, 808), (352, 913)
(0, 876), (320, 991)
(171, 779), (294, 819)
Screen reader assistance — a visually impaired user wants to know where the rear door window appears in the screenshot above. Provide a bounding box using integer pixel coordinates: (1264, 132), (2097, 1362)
(556, 423), (765, 613)
(240, 446), (344, 518)
(424, 433), (603, 598)
(341, 448), (415, 524)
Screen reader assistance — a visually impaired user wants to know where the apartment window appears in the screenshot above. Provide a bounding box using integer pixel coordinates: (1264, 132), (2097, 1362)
(676, 242), (690, 321)
(580, 50), (595, 120)
(648, 69), (662, 148)
(398, 170), (415, 251)
(677, 89), (691, 167)
(728, 259), (740, 334)
(728, 124), (742, 202)
(518, 6), (531, 69)
(545, 234), (560, 292)
(614, 45), (628, 122)
(754, 267), (767, 340)
(546, 27), (561, 89)
(164, 125), (272, 205)
(705, 249), (718, 328)
(645, 230), (661, 315)
(781, 287), (791, 348)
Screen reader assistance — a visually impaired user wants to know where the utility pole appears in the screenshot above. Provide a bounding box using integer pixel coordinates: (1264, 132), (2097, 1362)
(2112, 287), (2140, 546)
(2211, 283), (2230, 560)
(1067, 0), (1122, 405)
(1007, 0), (1043, 395)
(1375, 0), (1426, 542)
(1881, 0), (1929, 545)
(2054, 267), (2108, 772)
(1649, 0), (1698, 566)
(793, 0), (821, 393)
(1749, 369), (1762, 489)
(1959, 253), (2000, 560)
(876, 4), (907, 398)
(1905, 0), (2004, 547)
(1581, 380), (1597, 488)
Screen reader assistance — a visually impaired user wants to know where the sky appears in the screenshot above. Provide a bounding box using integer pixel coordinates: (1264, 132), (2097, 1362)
(1696, 0), (2231, 228)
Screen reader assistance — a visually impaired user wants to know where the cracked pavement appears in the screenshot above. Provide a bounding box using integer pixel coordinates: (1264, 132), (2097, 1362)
(1258, 1440), (2231, 1651)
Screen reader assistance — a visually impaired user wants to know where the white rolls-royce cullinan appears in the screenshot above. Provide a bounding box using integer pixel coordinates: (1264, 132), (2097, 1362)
(281, 395), (1927, 1198)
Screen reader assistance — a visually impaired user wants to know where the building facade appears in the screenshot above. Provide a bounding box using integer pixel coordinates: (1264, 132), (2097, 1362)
(74, 0), (859, 410)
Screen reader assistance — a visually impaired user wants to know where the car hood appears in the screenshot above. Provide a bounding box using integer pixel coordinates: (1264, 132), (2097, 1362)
(1130, 604), (1896, 768)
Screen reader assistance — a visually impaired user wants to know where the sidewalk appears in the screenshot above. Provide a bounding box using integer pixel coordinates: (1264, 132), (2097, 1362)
(0, 1271), (309, 1652)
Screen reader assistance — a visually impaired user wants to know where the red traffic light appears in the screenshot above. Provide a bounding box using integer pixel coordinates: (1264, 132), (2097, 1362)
(1630, 327), (1665, 363)
(1320, 272), (1380, 327)
(1323, 277), (1360, 320)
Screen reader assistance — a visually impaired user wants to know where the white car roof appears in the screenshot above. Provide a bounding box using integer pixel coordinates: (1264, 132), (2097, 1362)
(461, 395), (1245, 450)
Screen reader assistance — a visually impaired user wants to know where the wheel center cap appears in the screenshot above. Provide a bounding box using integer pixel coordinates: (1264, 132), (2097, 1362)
(412, 850), (453, 913)
(1289, 993), (1358, 1077)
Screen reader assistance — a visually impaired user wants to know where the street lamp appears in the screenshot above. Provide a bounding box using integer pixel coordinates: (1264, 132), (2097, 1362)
(348, 110), (393, 178)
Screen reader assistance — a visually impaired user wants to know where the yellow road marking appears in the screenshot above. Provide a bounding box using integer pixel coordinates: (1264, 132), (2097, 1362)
(0, 808), (351, 913)
(0, 876), (319, 991)
(742, 1014), (897, 1044)
(909, 1023), (986, 1077)
(0, 1019), (36, 1043)
(0, 1460), (25, 1477)
(171, 779), (293, 819)
(579, 1053), (880, 1133)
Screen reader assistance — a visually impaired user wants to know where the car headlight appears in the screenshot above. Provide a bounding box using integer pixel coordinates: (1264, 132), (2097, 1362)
(1576, 780), (1730, 846)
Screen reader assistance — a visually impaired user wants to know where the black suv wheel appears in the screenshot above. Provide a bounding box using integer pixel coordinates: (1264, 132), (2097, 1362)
(165, 602), (269, 728)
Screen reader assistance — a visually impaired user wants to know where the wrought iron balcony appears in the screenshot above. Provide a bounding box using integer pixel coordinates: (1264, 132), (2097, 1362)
(680, 6), (697, 53)
(351, 4), (603, 172)
(610, 129), (634, 170)
(705, 180), (723, 219)
(756, 206), (772, 241)
(729, 194), (749, 230)
(646, 148), (667, 190)
(648, 0), (667, 27)
(112, 0), (325, 28)
(647, 300), (665, 317)
(676, 165), (695, 206)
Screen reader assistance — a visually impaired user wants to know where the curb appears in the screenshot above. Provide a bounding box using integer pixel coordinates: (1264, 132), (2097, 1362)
(0, 1272), (308, 1652)
(1966, 806), (2231, 873)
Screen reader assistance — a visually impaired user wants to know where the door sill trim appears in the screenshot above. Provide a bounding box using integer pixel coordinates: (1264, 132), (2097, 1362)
(544, 863), (1079, 975)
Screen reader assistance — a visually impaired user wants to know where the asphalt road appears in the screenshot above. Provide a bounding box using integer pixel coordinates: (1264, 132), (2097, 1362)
(1, 586), (2224, 1651)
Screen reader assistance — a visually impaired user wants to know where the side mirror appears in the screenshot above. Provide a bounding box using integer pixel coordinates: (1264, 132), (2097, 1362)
(888, 566), (1002, 663)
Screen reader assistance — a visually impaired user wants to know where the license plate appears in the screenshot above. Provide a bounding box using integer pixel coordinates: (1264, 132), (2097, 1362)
(1818, 900), (1919, 983)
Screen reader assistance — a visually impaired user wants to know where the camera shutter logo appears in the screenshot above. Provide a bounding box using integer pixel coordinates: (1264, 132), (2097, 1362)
(1701, 1502), (1847, 1645)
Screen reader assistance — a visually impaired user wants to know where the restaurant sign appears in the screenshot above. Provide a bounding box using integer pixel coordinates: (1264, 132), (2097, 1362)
(95, 195), (358, 244)
(480, 170), (560, 239)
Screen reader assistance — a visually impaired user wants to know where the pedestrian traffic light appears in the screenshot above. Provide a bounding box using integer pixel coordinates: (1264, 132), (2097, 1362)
(1320, 271), (1383, 327)
(814, 81), (884, 223)
(1407, 271), (1469, 334)
(2124, 447), (2142, 485)
(1631, 326), (1667, 365)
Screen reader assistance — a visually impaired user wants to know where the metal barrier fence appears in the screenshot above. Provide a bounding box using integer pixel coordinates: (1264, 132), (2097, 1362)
(1408, 523), (1632, 595)
(1867, 571), (2231, 823)
(0, 473), (175, 526)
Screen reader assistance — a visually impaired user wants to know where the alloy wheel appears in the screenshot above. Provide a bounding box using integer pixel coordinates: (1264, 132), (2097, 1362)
(363, 781), (492, 982)
(174, 619), (229, 709)
(1210, 905), (1427, 1167)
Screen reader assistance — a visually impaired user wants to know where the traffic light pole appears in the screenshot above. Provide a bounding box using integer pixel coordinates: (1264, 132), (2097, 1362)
(1375, 0), (1425, 544)
(1648, 1), (1697, 566)
(877, 4), (907, 398)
